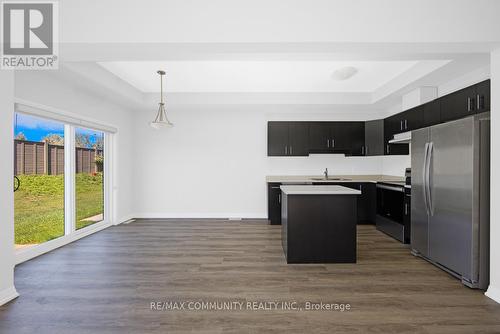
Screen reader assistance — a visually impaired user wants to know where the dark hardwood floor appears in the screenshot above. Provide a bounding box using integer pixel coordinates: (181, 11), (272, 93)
(1, 219), (500, 333)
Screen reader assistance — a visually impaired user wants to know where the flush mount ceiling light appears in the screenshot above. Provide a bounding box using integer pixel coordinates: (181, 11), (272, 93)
(331, 66), (358, 81)
(150, 70), (173, 129)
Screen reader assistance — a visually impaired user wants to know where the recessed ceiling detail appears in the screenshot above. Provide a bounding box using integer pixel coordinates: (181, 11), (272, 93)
(99, 60), (421, 93)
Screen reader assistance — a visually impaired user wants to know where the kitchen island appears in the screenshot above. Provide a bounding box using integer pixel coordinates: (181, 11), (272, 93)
(280, 185), (361, 264)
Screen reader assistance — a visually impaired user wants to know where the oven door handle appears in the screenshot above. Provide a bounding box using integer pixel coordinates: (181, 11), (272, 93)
(376, 184), (404, 193)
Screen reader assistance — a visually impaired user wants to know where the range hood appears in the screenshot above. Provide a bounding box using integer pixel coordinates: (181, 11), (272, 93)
(389, 131), (411, 144)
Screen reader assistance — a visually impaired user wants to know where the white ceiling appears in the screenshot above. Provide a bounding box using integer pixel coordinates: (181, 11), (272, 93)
(98, 61), (420, 93)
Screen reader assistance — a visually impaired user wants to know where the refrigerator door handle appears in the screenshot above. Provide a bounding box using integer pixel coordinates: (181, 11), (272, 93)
(423, 142), (430, 215)
(426, 142), (434, 216)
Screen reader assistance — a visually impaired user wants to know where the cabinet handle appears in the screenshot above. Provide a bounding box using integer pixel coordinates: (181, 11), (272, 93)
(284, 146), (287, 155)
(405, 119), (408, 130)
(467, 97), (471, 112)
(386, 144), (390, 154)
(400, 120), (403, 131)
(327, 139), (330, 148)
(332, 139), (335, 148)
(405, 203), (408, 215)
(361, 146), (365, 155)
(278, 193), (281, 204)
(290, 146), (293, 155)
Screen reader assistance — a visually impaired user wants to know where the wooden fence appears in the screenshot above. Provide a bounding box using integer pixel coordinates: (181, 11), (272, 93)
(14, 140), (103, 175)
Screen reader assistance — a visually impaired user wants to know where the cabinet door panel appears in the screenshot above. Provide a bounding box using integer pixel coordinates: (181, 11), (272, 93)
(288, 122), (309, 156)
(268, 183), (282, 225)
(349, 122), (365, 156)
(331, 122), (352, 154)
(440, 87), (475, 122)
(422, 100), (441, 127)
(475, 80), (490, 113)
(405, 106), (424, 131)
(268, 122), (289, 156)
(365, 119), (384, 156)
(309, 122), (332, 153)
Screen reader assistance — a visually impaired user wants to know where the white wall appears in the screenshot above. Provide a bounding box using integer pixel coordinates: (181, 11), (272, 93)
(486, 49), (500, 303)
(0, 72), (18, 305)
(131, 106), (409, 218)
(14, 69), (136, 224)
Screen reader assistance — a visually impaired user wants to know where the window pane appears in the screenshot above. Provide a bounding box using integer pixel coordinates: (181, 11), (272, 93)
(14, 113), (65, 249)
(75, 127), (104, 230)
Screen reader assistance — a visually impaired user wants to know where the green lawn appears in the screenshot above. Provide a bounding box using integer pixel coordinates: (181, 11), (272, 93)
(14, 173), (104, 245)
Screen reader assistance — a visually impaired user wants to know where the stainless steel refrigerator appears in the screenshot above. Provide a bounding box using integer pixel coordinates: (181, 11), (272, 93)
(411, 113), (490, 289)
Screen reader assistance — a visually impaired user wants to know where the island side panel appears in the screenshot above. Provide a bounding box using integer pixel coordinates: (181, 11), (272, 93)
(286, 194), (357, 264)
(281, 191), (288, 260)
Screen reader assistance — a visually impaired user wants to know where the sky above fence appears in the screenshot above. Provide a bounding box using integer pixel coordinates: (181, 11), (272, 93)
(14, 113), (104, 148)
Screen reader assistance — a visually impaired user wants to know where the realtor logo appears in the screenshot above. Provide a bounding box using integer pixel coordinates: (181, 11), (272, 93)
(1, 1), (58, 69)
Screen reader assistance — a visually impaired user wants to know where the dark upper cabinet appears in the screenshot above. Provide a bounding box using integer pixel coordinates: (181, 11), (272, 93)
(384, 115), (409, 155)
(391, 106), (424, 134)
(331, 122), (351, 153)
(364, 119), (384, 156)
(308, 122), (333, 153)
(475, 79), (490, 113)
(422, 100), (441, 128)
(347, 122), (365, 156)
(440, 85), (477, 123)
(404, 106), (424, 131)
(268, 122), (308, 156)
(288, 123), (309, 156)
(308, 122), (364, 156)
(441, 80), (490, 123)
(268, 122), (289, 156)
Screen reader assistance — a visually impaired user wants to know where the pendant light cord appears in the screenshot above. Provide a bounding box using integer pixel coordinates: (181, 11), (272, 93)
(160, 72), (164, 104)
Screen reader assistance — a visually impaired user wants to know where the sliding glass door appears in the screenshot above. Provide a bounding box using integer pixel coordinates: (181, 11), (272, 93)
(75, 127), (105, 230)
(14, 113), (66, 249)
(14, 112), (110, 251)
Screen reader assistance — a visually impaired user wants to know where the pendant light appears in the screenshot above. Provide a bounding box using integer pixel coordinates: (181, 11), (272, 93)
(150, 70), (173, 129)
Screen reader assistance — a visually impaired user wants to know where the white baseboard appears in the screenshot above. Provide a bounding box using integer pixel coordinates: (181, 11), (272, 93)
(114, 214), (137, 225)
(485, 285), (500, 304)
(0, 286), (19, 306)
(132, 212), (267, 220)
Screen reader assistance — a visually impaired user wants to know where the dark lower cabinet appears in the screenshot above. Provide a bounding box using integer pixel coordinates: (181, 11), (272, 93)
(312, 182), (375, 224)
(267, 183), (282, 225)
(403, 189), (411, 244)
(343, 183), (376, 224)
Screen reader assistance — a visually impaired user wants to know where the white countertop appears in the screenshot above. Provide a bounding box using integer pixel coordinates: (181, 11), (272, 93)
(267, 174), (405, 184)
(280, 185), (362, 195)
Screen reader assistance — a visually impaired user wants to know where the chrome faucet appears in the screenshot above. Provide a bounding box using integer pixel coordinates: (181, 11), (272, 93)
(324, 168), (328, 179)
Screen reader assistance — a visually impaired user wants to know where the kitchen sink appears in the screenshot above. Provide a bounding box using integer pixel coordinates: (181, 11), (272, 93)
(310, 177), (352, 181)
